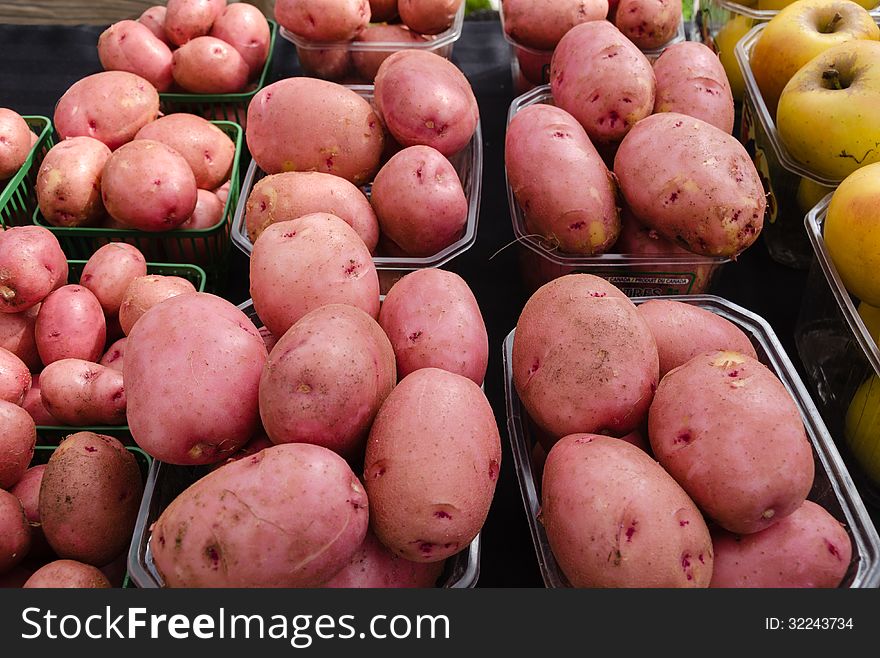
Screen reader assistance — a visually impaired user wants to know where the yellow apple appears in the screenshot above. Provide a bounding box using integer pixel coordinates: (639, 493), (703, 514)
(845, 375), (880, 485)
(714, 14), (754, 101)
(796, 176), (835, 213)
(823, 162), (880, 304)
(858, 301), (880, 345)
(750, 0), (879, 114)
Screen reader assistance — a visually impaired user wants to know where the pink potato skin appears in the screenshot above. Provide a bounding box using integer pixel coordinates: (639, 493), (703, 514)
(542, 434), (713, 587)
(172, 36), (250, 94)
(0, 109), (33, 179)
(0, 347), (30, 406)
(550, 21), (655, 143)
(39, 359), (126, 426)
(506, 104), (619, 255)
(22, 375), (57, 425)
(352, 25), (430, 82)
(378, 269), (488, 384)
(246, 77), (384, 185)
(99, 337), (127, 372)
(36, 137), (111, 228)
(374, 50), (478, 157)
(512, 274), (659, 438)
(637, 299), (757, 377)
(652, 41), (735, 134)
(164, 0), (227, 47)
(275, 0), (370, 41)
(139, 6), (172, 45)
(323, 529), (445, 587)
(249, 214), (380, 338)
(398, 0), (461, 35)
(24, 560), (112, 588)
(370, 145), (467, 257)
(135, 114), (235, 190)
(35, 285), (106, 366)
(0, 489), (30, 574)
(80, 243), (148, 317)
(0, 400), (35, 489)
(98, 20), (174, 92)
(370, 0), (399, 22)
(259, 304), (396, 459)
(649, 351), (815, 534)
(502, 0), (609, 50)
(151, 443), (369, 587)
(364, 368), (502, 563)
(296, 45), (353, 81)
(124, 293), (267, 465)
(245, 171), (379, 252)
(0, 305), (41, 371)
(118, 275), (197, 336)
(210, 3), (271, 78)
(11, 464), (45, 524)
(613, 0), (679, 50)
(613, 112), (765, 258)
(53, 71), (160, 150)
(0, 226), (68, 314)
(164, 189), (225, 263)
(710, 501), (852, 588)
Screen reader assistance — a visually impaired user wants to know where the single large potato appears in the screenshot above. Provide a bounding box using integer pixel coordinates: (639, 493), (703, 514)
(37, 137), (111, 228)
(614, 112), (765, 258)
(0, 227), (68, 314)
(542, 434), (714, 587)
(23, 560), (112, 588)
(165, 0), (226, 46)
(512, 274), (659, 439)
(364, 368), (501, 563)
(151, 443), (369, 587)
(275, 0), (370, 41)
(172, 36), (250, 94)
(501, 0), (608, 50)
(80, 243), (148, 318)
(0, 400), (35, 489)
(210, 2), (271, 78)
(0, 489), (30, 575)
(40, 359), (126, 426)
(125, 293), (267, 465)
(398, 0), (461, 35)
(246, 77), (384, 185)
(0, 305), (40, 371)
(649, 351), (815, 534)
(0, 347), (31, 406)
(505, 103), (619, 254)
(39, 432), (142, 566)
(98, 20), (174, 92)
(35, 285), (106, 365)
(0, 108), (33, 179)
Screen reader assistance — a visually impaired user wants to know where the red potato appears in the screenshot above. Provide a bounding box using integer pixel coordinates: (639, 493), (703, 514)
(398, 0), (461, 35)
(139, 5), (171, 45)
(710, 501), (852, 588)
(101, 140), (198, 232)
(275, 0), (371, 41)
(210, 2), (271, 78)
(0, 108), (32, 179)
(118, 274), (197, 336)
(542, 434), (713, 587)
(214, 180), (230, 205)
(379, 269), (488, 384)
(613, 0), (680, 50)
(550, 21), (655, 143)
(0, 400), (35, 489)
(36, 137), (111, 228)
(164, 0), (226, 46)
(125, 293), (267, 465)
(53, 71), (160, 150)
(0, 566), (32, 588)
(259, 304), (396, 458)
(296, 45), (353, 80)
(172, 36), (250, 94)
(22, 375), (57, 425)
(374, 50), (478, 157)
(245, 171), (379, 252)
(80, 243), (147, 318)
(99, 337), (126, 372)
(0, 347), (31, 406)
(250, 214), (380, 338)
(164, 189), (225, 263)
(370, 145), (467, 256)
(370, 0), (399, 22)
(39, 359), (126, 426)
(0, 226), (68, 314)
(514, 45), (552, 87)
(246, 77), (384, 185)
(152, 443), (368, 587)
(637, 299), (757, 377)
(98, 20), (174, 92)
(649, 351), (815, 534)
(352, 24), (430, 82)
(364, 368), (501, 562)
(0, 305), (40, 371)
(502, 0), (608, 50)
(207, 432), (274, 472)
(11, 464), (45, 524)
(0, 489), (30, 575)
(35, 285), (106, 366)
(24, 560), (112, 588)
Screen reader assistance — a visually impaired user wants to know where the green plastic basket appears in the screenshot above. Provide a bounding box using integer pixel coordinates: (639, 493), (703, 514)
(0, 116), (53, 229)
(32, 121), (242, 293)
(34, 259), (207, 443)
(158, 19), (278, 126)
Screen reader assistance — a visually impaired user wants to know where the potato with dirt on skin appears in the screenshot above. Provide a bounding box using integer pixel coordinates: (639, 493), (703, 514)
(152, 443), (369, 587)
(250, 214), (380, 338)
(399, 0), (461, 35)
(164, 0), (226, 47)
(512, 274), (660, 438)
(37, 137), (111, 228)
(506, 103), (619, 255)
(501, 0), (608, 50)
(649, 351), (815, 534)
(364, 368), (501, 563)
(35, 285), (106, 366)
(53, 71), (159, 150)
(245, 171), (379, 252)
(542, 434), (714, 587)
(39, 359), (126, 427)
(118, 274), (197, 336)
(0, 108), (33, 179)
(80, 243), (147, 318)
(371, 145), (467, 257)
(379, 269), (487, 385)
(0, 227), (68, 314)
(0, 400), (35, 489)
(275, 0), (370, 41)
(352, 25), (429, 81)
(246, 77), (384, 185)
(139, 5), (171, 45)
(0, 347), (31, 406)
(614, 0), (680, 50)
(125, 293), (267, 465)
(98, 20), (174, 92)
(24, 560), (112, 589)
(210, 2), (271, 78)
(172, 36), (250, 94)
(0, 489), (30, 575)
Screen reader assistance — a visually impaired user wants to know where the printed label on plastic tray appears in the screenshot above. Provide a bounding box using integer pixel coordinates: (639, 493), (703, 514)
(590, 273), (696, 297)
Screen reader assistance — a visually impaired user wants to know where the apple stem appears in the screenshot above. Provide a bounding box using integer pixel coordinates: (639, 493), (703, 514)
(822, 68), (843, 90)
(824, 12), (843, 33)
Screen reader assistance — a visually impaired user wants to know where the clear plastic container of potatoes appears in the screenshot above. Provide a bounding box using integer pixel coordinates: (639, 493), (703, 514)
(504, 294), (880, 587)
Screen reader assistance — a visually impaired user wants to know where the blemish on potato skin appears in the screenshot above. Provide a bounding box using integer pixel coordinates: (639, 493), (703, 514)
(488, 459), (499, 481)
(827, 541), (842, 560)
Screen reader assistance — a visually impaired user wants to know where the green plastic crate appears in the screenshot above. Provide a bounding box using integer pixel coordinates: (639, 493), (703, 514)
(0, 116), (53, 229)
(32, 121), (242, 293)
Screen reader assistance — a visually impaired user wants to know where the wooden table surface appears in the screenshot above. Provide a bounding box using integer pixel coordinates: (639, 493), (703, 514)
(0, 0), (274, 25)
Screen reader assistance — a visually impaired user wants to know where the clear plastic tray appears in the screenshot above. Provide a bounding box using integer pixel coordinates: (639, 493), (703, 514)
(795, 195), (880, 506)
(504, 294), (880, 588)
(505, 86), (729, 296)
(280, 4), (463, 84)
(231, 85), (482, 295)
